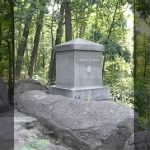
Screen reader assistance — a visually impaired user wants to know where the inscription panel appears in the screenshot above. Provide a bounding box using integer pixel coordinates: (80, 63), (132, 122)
(75, 51), (103, 87)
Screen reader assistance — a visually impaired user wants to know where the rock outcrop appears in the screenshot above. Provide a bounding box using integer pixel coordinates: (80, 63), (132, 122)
(15, 79), (48, 95)
(16, 90), (134, 150)
(14, 79), (48, 104)
(14, 110), (73, 150)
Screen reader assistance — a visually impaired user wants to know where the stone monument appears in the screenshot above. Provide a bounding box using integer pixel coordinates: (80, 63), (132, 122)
(49, 38), (112, 100)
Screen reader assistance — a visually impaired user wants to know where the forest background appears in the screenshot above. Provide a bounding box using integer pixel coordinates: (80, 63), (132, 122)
(0, 0), (150, 129)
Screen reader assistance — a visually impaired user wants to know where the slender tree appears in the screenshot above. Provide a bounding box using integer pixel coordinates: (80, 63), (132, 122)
(64, 0), (72, 41)
(106, 0), (119, 41)
(48, 2), (65, 83)
(102, 0), (120, 78)
(28, 0), (46, 78)
(0, 23), (1, 48)
(8, 0), (15, 104)
(15, 1), (35, 79)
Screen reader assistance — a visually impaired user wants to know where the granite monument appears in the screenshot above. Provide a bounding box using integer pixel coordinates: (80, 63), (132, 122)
(50, 38), (112, 100)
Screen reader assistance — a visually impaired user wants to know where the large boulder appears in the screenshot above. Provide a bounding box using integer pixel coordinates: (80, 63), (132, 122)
(14, 110), (73, 150)
(0, 78), (9, 112)
(16, 90), (134, 150)
(15, 79), (48, 95)
(14, 79), (48, 104)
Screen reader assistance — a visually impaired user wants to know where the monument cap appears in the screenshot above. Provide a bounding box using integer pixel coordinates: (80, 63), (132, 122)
(55, 38), (104, 52)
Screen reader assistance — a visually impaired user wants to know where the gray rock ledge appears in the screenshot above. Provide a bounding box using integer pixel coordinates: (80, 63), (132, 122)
(16, 90), (134, 150)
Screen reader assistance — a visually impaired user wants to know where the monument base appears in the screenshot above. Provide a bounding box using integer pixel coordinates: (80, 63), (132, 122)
(49, 85), (112, 101)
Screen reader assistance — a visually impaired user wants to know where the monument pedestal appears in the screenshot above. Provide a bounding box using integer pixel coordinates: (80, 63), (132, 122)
(49, 85), (112, 100)
(49, 38), (112, 101)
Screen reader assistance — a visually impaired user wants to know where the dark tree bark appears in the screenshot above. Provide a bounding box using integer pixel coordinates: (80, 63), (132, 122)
(48, 3), (65, 84)
(64, 1), (72, 41)
(28, 1), (46, 78)
(42, 51), (45, 69)
(15, 2), (35, 79)
(143, 34), (147, 77)
(55, 3), (65, 45)
(8, 0), (14, 105)
(51, 18), (54, 48)
(0, 23), (2, 48)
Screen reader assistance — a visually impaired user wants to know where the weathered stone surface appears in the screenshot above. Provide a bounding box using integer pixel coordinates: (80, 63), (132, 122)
(0, 78), (9, 112)
(55, 38), (104, 52)
(16, 90), (134, 150)
(14, 110), (73, 150)
(123, 133), (134, 150)
(15, 79), (48, 95)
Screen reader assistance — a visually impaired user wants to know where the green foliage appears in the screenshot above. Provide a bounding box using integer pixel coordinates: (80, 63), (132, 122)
(137, 116), (150, 130)
(135, 0), (150, 18)
(104, 56), (133, 105)
(134, 0), (150, 128)
(15, 129), (50, 150)
(111, 78), (134, 105)
(15, 139), (49, 150)
(0, 1), (13, 79)
(134, 79), (148, 116)
(14, 0), (135, 109)
(104, 41), (131, 62)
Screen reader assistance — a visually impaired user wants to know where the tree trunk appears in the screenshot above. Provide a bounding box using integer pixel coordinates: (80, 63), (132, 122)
(28, 1), (46, 78)
(0, 23), (2, 48)
(102, 0), (120, 79)
(55, 3), (65, 45)
(8, 0), (14, 105)
(48, 3), (65, 84)
(106, 0), (119, 41)
(15, 2), (35, 79)
(79, 23), (86, 38)
(145, 36), (150, 128)
(64, 1), (72, 41)
(42, 51), (45, 69)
